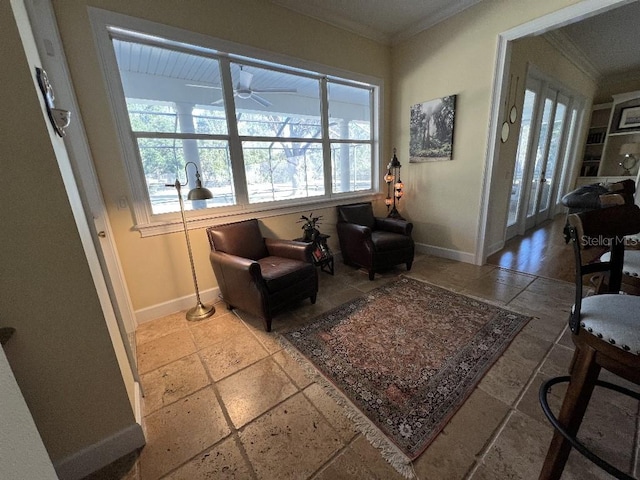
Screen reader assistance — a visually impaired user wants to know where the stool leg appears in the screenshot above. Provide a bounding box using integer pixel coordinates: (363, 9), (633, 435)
(539, 345), (600, 480)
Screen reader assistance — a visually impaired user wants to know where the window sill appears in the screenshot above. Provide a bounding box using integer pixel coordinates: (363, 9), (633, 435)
(135, 192), (384, 237)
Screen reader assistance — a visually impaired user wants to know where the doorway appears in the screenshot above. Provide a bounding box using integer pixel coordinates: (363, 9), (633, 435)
(506, 69), (582, 241)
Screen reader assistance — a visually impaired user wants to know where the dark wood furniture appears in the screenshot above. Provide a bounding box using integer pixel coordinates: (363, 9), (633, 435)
(539, 204), (640, 480)
(294, 233), (334, 275)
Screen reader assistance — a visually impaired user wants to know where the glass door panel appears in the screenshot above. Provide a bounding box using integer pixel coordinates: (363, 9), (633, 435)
(526, 95), (553, 223)
(539, 98), (567, 213)
(508, 88), (537, 227)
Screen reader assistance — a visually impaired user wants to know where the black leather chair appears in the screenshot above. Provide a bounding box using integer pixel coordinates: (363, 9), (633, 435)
(539, 204), (640, 479)
(206, 219), (318, 332)
(336, 202), (414, 280)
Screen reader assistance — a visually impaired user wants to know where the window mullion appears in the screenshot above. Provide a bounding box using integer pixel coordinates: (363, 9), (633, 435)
(320, 77), (332, 196)
(220, 57), (248, 205)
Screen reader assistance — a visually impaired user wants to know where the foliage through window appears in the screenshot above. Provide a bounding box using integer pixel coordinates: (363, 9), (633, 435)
(110, 35), (376, 218)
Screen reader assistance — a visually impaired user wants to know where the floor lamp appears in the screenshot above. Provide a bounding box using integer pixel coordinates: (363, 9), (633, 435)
(167, 161), (215, 321)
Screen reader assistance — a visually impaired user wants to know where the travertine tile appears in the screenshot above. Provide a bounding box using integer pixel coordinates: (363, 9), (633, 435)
(198, 329), (269, 381)
(481, 411), (554, 479)
(217, 357), (297, 428)
(508, 289), (572, 319)
(136, 311), (189, 346)
(303, 383), (359, 443)
(189, 312), (249, 350)
(140, 353), (210, 414)
(346, 435), (406, 480)
(525, 277), (575, 303)
(462, 279), (525, 305)
(139, 387), (231, 480)
(272, 349), (313, 389)
(239, 392), (343, 479)
(163, 436), (253, 480)
(137, 328), (196, 375)
(313, 447), (378, 480)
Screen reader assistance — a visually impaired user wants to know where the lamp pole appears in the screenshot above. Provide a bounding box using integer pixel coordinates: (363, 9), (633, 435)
(167, 162), (215, 321)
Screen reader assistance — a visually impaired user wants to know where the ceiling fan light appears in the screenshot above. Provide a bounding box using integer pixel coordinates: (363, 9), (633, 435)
(236, 90), (252, 99)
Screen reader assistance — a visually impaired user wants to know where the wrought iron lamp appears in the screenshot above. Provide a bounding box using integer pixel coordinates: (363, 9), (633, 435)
(619, 142), (640, 175)
(166, 162), (215, 321)
(384, 148), (404, 219)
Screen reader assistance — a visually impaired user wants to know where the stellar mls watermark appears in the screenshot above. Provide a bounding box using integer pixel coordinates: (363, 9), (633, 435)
(580, 235), (640, 247)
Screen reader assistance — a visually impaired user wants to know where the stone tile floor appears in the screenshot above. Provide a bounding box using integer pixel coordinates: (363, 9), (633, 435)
(85, 254), (640, 479)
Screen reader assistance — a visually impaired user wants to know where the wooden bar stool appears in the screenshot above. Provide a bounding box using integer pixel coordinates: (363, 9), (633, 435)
(539, 204), (640, 480)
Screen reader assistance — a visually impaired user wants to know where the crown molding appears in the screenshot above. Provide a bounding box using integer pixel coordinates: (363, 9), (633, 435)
(544, 30), (601, 82)
(391, 0), (483, 45)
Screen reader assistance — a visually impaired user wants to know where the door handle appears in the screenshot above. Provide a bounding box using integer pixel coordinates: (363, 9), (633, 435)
(97, 231), (106, 238)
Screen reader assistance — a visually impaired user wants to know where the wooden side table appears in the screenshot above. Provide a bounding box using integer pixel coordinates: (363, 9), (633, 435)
(295, 233), (334, 275)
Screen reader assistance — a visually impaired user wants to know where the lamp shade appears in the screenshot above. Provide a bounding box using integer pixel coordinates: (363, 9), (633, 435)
(187, 177), (213, 200)
(619, 143), (640, 156)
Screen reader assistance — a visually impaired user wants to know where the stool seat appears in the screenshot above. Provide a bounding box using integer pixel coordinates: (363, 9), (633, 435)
(579, 294), (640, 354)
(601, 249), (640, 277)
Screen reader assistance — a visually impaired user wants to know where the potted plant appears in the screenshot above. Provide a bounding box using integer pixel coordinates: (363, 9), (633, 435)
(298, 212), (322, 242)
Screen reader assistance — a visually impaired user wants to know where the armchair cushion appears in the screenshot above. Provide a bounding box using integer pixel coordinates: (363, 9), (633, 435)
(258, 256), (316, 293)
(207, 218), (268, 260)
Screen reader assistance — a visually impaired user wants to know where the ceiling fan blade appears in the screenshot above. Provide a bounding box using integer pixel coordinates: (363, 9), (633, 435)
(238, 69), (253, 90)
(211, 98), (224, 105)
(186, 83), (222, 90)
(251, 88), (298, 94)
(250, 93), (272, 107)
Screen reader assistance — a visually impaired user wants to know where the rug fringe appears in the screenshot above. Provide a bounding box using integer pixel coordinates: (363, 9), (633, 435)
(276, 335), (417, 479)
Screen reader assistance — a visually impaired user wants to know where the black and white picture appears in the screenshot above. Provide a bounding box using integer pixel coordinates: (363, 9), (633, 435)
(410, 94), (456, 162)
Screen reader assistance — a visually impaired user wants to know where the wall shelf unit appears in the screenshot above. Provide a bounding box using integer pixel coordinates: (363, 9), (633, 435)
(577, 91), (640, 183)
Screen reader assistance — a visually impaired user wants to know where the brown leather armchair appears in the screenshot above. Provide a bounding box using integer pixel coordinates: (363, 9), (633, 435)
(206, 219), (318, 332)
(336, 202), (414, 280)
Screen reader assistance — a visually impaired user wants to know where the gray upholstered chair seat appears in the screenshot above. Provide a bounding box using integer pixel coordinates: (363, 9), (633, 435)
(601, 249), (640, 277)
(579, 294), (640, 354)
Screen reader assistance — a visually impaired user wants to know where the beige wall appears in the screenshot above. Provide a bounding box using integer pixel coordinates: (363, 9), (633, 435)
(51, 0), (392, 312)
(2, 0), (135, 464)
(391, 0), (590, 256)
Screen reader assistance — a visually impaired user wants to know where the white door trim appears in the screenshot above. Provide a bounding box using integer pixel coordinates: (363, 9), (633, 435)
(23, 0), (140, 417)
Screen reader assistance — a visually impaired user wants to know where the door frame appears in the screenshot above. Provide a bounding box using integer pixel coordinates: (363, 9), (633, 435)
(476, 0), (632, 264)
(23, 0), (141, 419)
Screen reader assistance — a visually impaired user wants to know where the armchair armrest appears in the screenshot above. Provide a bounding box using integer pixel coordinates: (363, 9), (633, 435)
(337, 222), (373, 243)
(265, 238), (313, 262)
(375, 217), (413, 236)
(210, 251), (263, 284)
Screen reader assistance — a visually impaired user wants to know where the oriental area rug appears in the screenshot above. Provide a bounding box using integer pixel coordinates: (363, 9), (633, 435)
(279, 276), (531, 478)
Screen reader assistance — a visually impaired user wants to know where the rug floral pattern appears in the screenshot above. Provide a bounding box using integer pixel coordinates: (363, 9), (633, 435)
(283, 276), (531, 459)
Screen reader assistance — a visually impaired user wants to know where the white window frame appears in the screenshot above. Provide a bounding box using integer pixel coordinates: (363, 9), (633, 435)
(89, 8), (382, 237)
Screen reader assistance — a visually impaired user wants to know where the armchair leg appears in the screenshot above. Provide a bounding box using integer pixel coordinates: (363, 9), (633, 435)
(262, 316), (272, 333)
(368, 270), (375, 281)
(310, 294), (317, 304)
(406, 261), (413, 271)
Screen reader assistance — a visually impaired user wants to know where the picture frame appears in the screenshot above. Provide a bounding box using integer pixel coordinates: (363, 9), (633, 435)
(618, 106), (640, 130)
(410, 94), (456, 162)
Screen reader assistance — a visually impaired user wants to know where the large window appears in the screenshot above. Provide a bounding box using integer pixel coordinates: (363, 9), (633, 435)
(102, 27), (378, 230)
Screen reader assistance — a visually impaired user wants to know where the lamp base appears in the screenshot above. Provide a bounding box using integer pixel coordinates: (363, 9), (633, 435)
(186, 302), (215, 321)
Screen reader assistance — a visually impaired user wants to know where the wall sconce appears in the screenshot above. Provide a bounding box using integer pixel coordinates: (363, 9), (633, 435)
(619, 143), (640, 175)
(166, 162), (215, 321)
(384, 148), (404, 219)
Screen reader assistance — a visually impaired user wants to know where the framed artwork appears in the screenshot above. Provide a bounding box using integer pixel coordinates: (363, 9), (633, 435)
(618, 106), (640, 130)
(409, 94), (456, 163)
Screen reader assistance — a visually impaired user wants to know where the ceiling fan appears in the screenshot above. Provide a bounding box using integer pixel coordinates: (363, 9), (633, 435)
(187, 66), (297, 107)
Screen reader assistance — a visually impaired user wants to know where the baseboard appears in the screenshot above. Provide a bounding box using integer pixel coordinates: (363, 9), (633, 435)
(135, 287), (220, 324)
(414, 242), (476, 264)
(54, 423), (145, 480)
(485, 240), (505, 259)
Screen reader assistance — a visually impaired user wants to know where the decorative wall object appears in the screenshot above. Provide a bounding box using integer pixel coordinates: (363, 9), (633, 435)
(410, 94), (456, 162)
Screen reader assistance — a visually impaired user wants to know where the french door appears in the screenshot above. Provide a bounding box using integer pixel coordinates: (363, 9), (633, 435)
(506, 73), (581, 239)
